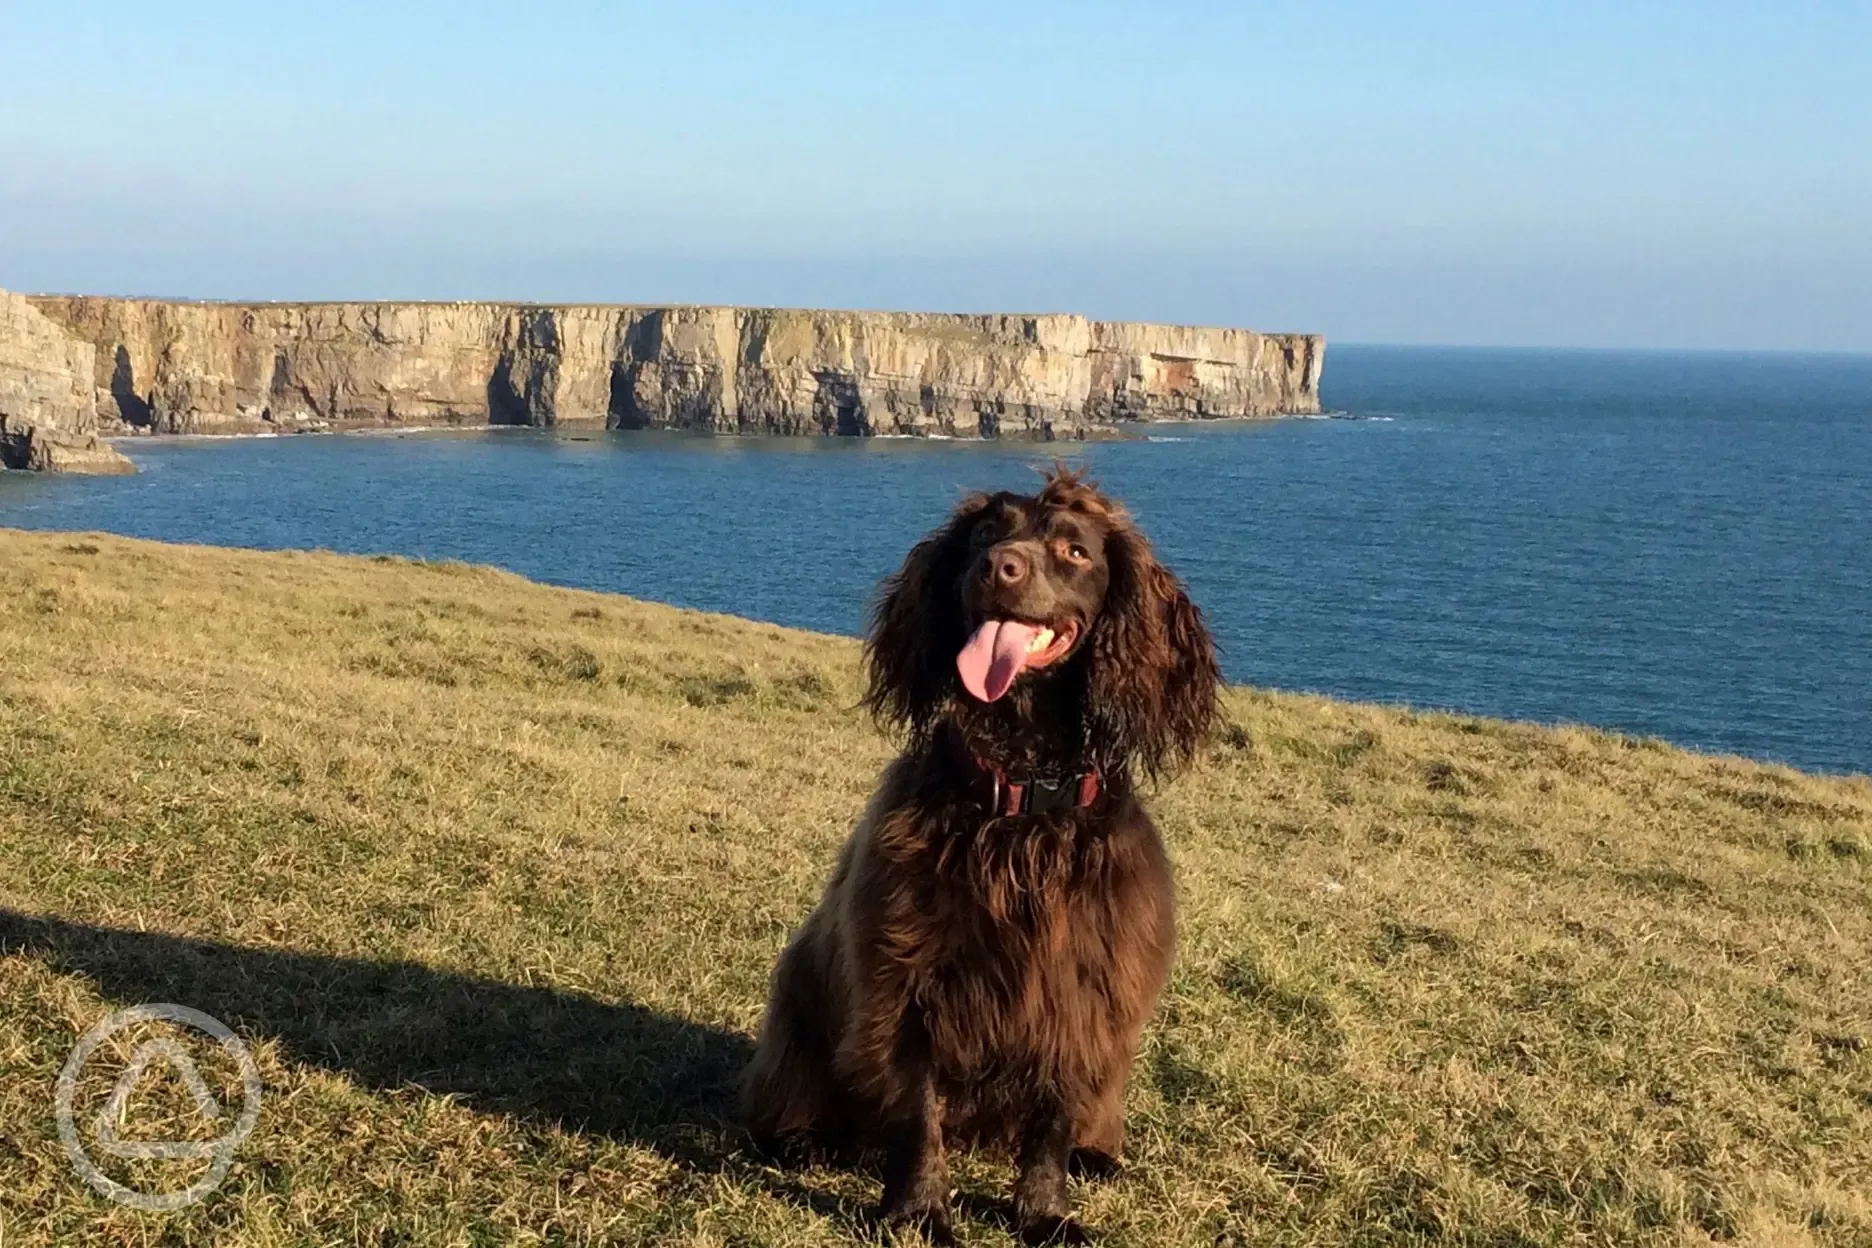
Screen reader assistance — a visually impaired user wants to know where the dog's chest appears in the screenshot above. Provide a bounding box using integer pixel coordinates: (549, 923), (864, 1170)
(916, 844), (1124, 1076)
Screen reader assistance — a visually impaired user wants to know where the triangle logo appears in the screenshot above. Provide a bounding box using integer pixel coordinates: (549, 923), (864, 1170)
(92, 1038), (226, 1161)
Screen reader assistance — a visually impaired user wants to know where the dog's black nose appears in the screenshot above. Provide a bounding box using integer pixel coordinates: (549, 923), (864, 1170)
(993, 548), (1029, 587)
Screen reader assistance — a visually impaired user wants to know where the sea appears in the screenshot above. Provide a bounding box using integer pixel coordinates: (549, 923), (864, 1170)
(3, 346), (1868, 775)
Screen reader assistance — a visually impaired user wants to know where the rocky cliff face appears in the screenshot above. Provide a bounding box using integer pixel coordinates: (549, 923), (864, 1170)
(0, 291), (134, 472)
(22, 296), (1323, 441)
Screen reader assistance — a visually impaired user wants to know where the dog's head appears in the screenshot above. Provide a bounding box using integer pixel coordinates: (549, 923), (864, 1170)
(865, 466), (1219, 776)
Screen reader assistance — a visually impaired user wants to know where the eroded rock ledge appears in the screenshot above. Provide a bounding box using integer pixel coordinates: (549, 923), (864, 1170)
(0, 291), (134, 473)
(20, 294), (1323, 442)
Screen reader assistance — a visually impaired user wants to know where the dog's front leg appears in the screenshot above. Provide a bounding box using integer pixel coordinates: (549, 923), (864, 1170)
(877, 1069), (953, 1244)
(1014, 1096), (1092, 1244)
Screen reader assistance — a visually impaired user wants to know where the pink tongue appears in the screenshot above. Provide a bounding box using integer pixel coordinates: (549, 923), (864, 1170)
(957, 620), (1041, 703)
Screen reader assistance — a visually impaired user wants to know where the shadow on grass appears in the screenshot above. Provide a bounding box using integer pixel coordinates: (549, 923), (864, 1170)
(0, 908), (864, 1225)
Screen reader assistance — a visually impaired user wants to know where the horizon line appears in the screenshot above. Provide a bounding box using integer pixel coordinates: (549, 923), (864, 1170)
(13, 285), (1869, 359)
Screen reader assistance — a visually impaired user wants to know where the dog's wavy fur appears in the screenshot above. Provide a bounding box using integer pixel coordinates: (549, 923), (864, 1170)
(742, 468), (1219, 1243)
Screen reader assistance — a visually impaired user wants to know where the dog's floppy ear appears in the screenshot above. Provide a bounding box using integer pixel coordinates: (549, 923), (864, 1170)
(864, 492), (994, 735)
(1087, 518), (1220, 777)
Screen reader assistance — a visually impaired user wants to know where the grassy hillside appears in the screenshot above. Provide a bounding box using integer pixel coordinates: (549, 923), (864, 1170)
(1, 529), (1867, 1247)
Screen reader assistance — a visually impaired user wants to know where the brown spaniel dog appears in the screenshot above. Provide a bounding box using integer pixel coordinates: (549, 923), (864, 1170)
(743, 467), (1219, 1243)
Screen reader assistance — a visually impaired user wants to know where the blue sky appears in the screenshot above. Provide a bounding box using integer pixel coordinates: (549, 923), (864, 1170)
(1, 1), (1866, 350)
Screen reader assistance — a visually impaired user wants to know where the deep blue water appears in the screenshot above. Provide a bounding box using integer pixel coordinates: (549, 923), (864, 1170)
(4, 345), (1869, 774)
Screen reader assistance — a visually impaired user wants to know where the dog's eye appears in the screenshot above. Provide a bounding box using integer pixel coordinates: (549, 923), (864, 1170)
(1067, 543), (1090, 562)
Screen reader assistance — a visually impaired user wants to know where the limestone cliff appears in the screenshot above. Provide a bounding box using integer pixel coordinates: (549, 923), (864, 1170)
(0, 291), (134, 472)
(23, 296), (1323, 440)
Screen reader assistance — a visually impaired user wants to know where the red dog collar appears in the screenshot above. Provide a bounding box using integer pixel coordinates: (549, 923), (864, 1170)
(975, 758), (1102, 817)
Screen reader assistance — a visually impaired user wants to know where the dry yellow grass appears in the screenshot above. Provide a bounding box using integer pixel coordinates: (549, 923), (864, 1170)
(0, 527), (1868, 1247)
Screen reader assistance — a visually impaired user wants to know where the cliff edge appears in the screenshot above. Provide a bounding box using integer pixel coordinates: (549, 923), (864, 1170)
(22, 296), (1323, 441)
(0, 291), (134, 473)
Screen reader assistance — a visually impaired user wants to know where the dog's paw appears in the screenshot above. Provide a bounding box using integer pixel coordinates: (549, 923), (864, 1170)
(878, 1200), (957, 1246)
(747, 1129), (821, 1169)
(1068, 1147), (1122, 1181)
(1019, 1213), (1094, 1245)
